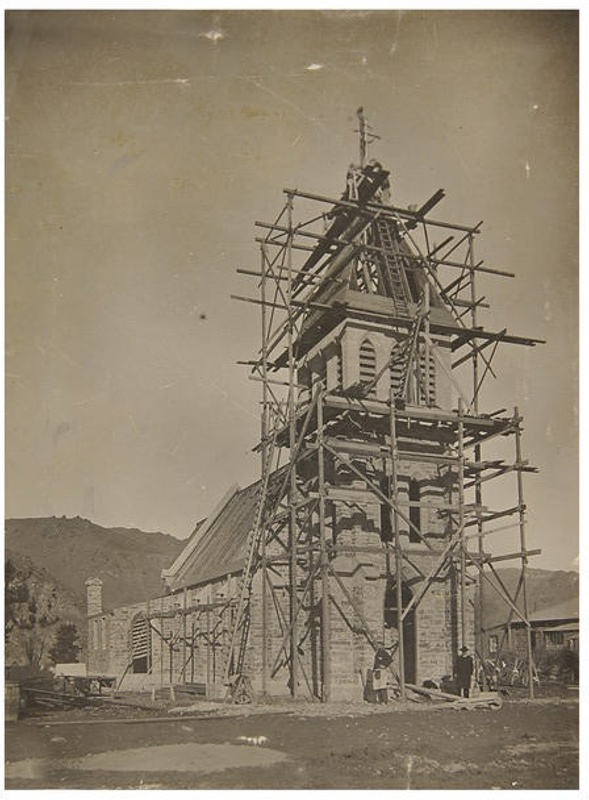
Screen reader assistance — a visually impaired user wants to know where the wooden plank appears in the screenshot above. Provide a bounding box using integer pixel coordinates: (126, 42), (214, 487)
(416, 190), (446, 220)
(449, 326), (544, 350)
(324, 436), (385, 458)
(255, 236), (315, 253)
(406, 683), (503, 709)
(397, 450), (458, 465)
(283, 186), (482, 234)
(405, 683), (463, 702)
(322, 394), (508, 430)
(468, 549), (541, 565)
(231, 293), (335, 314)
(464, 505), (522, 528)
(452, 330), (508, 368)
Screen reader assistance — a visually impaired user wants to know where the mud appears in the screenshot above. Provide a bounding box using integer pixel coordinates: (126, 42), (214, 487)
(5, 690), (579, 790)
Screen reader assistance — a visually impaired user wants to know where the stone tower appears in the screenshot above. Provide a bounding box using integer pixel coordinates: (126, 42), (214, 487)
(229, 139), (541, 702)
(228, 158), (476, 701)
(288, 162), (471, 697)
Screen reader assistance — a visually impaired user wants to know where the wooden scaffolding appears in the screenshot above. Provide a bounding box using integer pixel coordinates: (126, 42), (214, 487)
(226, 112), (545, 701)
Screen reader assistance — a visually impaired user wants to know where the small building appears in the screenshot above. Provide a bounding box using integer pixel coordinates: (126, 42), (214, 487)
(488, 598), (579, 659)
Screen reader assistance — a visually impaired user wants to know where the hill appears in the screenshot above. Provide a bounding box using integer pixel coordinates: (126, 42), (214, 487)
(5, 548), (84, 622)
(5, 548), (87, 667)
(5, 516), (183, 613)
(481, 567), (579, 630)
(5, 517), (578, 668)
(5, 520), (578, 621)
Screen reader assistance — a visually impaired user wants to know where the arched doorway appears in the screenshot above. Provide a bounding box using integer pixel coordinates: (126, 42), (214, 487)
(131, 614), (151, 674)
(384, 581), (417, 684)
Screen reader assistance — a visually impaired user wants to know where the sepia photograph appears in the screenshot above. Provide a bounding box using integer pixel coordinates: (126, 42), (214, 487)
(5, 7), (580, 792)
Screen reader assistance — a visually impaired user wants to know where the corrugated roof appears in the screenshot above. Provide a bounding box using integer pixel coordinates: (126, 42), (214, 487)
(167, 468), (287, 592)
(542, 622), (579, 633)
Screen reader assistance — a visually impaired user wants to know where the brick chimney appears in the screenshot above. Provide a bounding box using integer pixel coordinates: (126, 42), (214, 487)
(85, 577), (103, 617)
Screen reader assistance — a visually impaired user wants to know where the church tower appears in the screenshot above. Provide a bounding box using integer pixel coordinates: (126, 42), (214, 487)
(228, 110), (543, 701)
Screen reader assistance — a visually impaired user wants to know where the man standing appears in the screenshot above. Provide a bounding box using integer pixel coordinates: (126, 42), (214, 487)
(456, 645), (474, 698)
(372, 641), (393, 704)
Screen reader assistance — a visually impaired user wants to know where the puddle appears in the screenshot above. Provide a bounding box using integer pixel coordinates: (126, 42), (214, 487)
(7, 742), (286, 780)
(504, 741), (578, 756)
(6, 759), (48, 781)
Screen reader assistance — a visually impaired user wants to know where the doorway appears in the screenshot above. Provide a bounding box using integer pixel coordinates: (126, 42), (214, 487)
(384, 580), (417, 684)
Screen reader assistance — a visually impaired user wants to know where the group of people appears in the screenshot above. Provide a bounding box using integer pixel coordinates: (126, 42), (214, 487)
(367, 642), (474, 703)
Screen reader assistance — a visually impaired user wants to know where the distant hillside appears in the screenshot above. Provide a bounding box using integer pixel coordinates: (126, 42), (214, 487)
(5, 516), (183, 613)
(5, 548), (87, 667)
(481, 567), (579, 630)
(5, 518), (577, 661)
(5, 548), (84, 622)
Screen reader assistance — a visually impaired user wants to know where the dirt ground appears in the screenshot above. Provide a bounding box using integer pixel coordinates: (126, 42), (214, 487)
(5, 686), (579, 790)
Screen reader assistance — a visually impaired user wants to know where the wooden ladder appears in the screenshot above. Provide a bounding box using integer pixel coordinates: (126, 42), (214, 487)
(223, 428), (278, 683)
(374, 217), (413, 314)
(393, 309), (425, 401)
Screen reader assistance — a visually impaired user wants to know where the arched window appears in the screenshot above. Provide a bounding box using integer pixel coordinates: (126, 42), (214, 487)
(131, 614), (151, 674)
(359, 339), (377, 396)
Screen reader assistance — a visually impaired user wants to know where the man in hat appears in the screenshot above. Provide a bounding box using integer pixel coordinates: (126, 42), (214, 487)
(456, 645), (474, 698)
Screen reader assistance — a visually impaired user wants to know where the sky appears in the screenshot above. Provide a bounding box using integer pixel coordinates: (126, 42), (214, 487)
(5, 9), (579, 572)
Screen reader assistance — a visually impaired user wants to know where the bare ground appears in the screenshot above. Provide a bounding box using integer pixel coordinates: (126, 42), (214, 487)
(5, 686), (579, 790)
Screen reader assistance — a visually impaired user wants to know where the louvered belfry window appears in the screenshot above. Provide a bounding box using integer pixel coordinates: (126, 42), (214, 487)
(418, 347), (436, 405)
(131, 614), (151, 673)
(359, 339), (377, 396)
(390, 358), (404, 397)
(336, 350), (343, 390)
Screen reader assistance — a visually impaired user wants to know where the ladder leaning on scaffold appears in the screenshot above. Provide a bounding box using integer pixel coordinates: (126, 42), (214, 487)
(223, 426), (278, 684)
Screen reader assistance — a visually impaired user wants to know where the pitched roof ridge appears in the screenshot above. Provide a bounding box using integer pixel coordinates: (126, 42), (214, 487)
(162, 483), (241, 583)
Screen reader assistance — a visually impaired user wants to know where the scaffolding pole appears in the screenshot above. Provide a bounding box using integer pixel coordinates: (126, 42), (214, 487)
(515, 407), (535, 699)
(182, 588), (187, 685)
(469, 232), (487, 677)
(261, 243), (269, 697)
(317, 386), (331, 701)
(458, 398), (467, 647)
(389, 395), (406, 697)
(286, 191), (298, 698)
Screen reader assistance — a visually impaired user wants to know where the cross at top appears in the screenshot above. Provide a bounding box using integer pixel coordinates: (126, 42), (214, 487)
(355, 107), (381, 167)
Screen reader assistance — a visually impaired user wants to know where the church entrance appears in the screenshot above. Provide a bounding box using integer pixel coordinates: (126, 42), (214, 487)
(384, 580), (417, 684)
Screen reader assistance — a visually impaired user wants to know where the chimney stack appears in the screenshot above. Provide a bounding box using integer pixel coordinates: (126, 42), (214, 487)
(85, 577), (103, 617)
